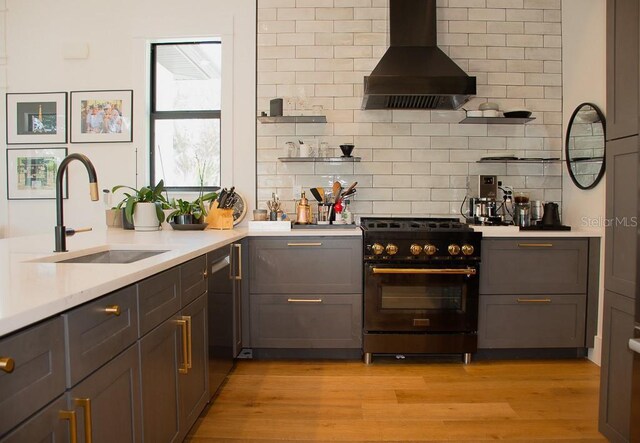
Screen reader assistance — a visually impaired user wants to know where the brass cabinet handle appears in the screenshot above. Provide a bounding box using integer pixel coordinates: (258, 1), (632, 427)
(517, 298), (552, 303)
(177, 319), (189, 374)
(59, 410), (79, 443)
(203, 269), (208, 278)
(287, 298), (323, 303)
(372, 268), (477, 276)
(0, 357), (15, 373)
(183, 315), (193, 369)
(517, 243), (553, 248)
(235, 243), (242, 280)
(104, 305), (121, 316)
(287, 242), (322, 247)
(74, 398), (93, 443)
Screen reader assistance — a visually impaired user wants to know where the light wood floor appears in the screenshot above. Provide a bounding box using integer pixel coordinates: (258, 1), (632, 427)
(187, 357), (606, 442)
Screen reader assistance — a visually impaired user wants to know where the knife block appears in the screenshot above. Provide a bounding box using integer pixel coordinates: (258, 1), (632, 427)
(206, 203), (234, 230)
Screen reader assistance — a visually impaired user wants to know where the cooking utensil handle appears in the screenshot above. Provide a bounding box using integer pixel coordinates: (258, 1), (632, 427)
(516, 298), (552, 303)
(517, 243), (553, 248)
(287, 298), (323, 303)
(287, 242), (322, 247)
(371, 268), (476, 276)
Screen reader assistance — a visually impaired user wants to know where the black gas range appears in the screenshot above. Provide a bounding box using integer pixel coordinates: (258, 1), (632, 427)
(360, 217), (482, 364)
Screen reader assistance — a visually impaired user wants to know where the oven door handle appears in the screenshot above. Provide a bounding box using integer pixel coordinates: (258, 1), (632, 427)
(371, 267), (477, 276)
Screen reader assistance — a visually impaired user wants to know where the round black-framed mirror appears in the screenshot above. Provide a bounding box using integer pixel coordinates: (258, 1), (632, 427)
(565, 102), (606, 190)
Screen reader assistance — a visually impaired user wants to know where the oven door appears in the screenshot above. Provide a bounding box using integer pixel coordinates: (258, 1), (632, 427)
(364, 263), (479, 333)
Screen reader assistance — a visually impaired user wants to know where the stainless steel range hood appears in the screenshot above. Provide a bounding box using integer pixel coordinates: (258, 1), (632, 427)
(362, 0), (476, 110)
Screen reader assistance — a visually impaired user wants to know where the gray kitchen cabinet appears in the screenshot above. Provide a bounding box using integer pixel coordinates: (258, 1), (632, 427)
(138, 267), (180, 336)
(140, 313), (182, 443)
(605, 135), (639, 298)
(478, 294), (586, 349)
(250, 294), (362, 349)
(248, 236), (363, 351)
(606, 0), (639, 140)
(249, 237), (362, 294)
(63, 285), (138, 387)
(599, 290), (634, 442)
(68, 343), (142, 443)
(0, 396), (69, 443)
(181, 255), (207, 307)
(479, 239), (588, 295)
(140, 271), (208, 443)
(0, 317), (66, 437)
(478, 238), (598, 350)
(178, 294), (209, 441)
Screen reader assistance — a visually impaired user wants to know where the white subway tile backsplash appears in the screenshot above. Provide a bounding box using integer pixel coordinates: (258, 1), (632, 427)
(469, 8), (506, 21)
(316, 8), (355, 20)
(393, 188), (432, 201)
(257, 1), (562, 216)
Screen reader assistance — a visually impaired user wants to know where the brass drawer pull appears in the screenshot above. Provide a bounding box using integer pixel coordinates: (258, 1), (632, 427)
(74, 398), (93, 443)
(287, 298), (323, 303)
(183, 315), (193, 369)
(177, 319), (189, 374)
(59, 410), (78, 443)
(235, 243), (242, 280)
(287, 242), (322, 247)
(0, 357), (15, 373)
(372, 268), (476, 276)
(517, 298), (552, 304)
(104, 305), (121, 316)
(517, 243), (553, 248)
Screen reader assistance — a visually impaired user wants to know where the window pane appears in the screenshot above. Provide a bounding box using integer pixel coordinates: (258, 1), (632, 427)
(154, 119), (220, 188)
(154, 43), (221, 111)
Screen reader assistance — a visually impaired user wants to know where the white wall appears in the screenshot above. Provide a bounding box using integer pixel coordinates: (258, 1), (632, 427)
(2, 0), (256, 238)
(561, 0), (606, 364)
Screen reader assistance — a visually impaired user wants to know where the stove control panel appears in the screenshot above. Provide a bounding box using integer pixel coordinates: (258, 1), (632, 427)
(364, 232), (481, 261)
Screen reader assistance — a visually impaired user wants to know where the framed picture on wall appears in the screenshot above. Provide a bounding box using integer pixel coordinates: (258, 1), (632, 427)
(6, 147), (68, 200)
(70, 90), (133, 143)
(6, 92), (68, 144)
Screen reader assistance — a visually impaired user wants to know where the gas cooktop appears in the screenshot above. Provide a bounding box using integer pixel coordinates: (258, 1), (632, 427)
(360, 217), (472, 232)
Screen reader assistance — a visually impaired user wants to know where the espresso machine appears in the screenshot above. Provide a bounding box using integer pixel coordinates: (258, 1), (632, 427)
(468, 175), (507, 225)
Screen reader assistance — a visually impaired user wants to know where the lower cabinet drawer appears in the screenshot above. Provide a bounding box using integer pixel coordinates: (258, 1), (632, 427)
(0, 395), (69, 443)
(64, 285), (138, 387)
(478, 294), (586, 349)
(250, 294), (362, 349)
(0, 317), (66, 437)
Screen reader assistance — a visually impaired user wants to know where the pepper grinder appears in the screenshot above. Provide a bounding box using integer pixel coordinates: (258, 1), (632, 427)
(295, 191), (312, 224)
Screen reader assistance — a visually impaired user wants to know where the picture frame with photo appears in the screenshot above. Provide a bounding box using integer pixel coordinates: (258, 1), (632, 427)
(6, 92), (68, 144)
(6, 147), (68, 200)
(71, 90), (133, 143)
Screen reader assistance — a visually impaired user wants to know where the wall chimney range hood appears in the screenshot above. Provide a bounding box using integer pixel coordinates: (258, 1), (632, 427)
(362, 0), (476, 110)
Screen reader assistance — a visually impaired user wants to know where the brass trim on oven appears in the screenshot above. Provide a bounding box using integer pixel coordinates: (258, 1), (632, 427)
(371, 268), (477, 276)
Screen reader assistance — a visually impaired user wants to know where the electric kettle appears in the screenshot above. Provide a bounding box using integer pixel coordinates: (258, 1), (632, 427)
(541, 202), (561, 226)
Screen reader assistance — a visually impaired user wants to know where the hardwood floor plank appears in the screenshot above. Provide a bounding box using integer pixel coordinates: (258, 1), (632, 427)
(187, 359), (606, 442)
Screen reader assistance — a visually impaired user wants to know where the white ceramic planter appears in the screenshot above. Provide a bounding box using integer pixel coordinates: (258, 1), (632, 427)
(133, 202), (160, 231)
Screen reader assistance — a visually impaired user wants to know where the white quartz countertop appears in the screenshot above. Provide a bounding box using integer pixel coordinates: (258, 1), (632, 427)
(0, 228), (247, 337)
(0, 225), (363, 337)
(471, 225), (602, 237)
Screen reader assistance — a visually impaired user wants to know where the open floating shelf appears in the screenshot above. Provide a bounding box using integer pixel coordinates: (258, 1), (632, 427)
(278, 156), (361, 162)
(477, 157), (560, 163)
(258, 115), (327, 124)
(460, 117), (536, 124)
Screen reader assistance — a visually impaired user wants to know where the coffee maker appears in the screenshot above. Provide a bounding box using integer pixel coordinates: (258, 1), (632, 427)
(468, 175), (505, 225)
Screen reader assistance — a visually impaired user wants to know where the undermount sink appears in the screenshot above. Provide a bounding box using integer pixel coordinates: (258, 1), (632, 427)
(56, 249), (169, 264)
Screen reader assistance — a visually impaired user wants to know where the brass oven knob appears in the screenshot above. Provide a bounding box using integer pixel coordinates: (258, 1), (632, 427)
(371, 243), (384, 255)
(448, 244), (461, 256)
(424, 244), (437, 255)
(385, 244), (398, 255)
(461, 244), (475, 256)
(410, 244), (422, 256)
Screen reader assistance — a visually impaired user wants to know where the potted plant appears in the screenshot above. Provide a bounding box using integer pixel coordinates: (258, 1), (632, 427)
(167, 191), (218, 225)
(112, 180), (168, 231)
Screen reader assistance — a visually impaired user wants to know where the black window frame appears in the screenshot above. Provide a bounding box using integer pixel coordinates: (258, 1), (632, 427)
(149, 41), (222, 192)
